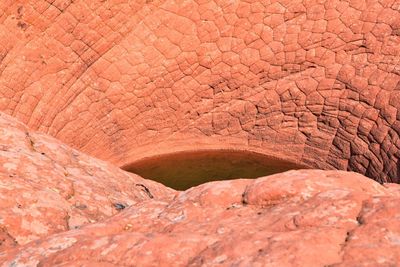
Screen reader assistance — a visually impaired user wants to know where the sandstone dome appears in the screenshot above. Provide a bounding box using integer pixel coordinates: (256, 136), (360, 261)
(0, 0), (399, 266)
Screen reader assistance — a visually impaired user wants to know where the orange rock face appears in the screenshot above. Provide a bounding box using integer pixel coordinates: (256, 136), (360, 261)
(0, 112), (400, 266)
(0, 0), (399, 183)
(1, 0), (400, 265)
(0, 112), (174, 252)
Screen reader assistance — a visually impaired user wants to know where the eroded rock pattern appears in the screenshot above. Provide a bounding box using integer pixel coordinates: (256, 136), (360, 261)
(1, 1), (400, 265)
(0, 0), (399, 182)
(0, 112), (174, 252)
(0, 112), (399, 266)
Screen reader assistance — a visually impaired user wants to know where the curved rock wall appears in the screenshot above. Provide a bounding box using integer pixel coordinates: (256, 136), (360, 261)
(1, 108), (400, 266)
(0, 0), (399, 182)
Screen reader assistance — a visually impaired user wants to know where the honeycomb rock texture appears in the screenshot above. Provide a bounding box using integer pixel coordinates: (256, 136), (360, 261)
(0, 112), (400, 266)
(0, 0), (399, 183)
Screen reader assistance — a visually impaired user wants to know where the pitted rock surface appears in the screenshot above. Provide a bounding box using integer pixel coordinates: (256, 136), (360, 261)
(0, 0), (399, 183)
(0, 112), (399, 266)
(0, 112), (174, 252)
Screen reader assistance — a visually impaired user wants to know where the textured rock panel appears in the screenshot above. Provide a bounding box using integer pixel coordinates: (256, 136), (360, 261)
(0, 112), (174, 252)
(0, 112), (400, 266)
(1, 168), (399, 266)
(0, 0), (399, 182)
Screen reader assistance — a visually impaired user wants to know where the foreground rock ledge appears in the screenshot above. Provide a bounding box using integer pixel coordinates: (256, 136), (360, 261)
(1, 112), (400, 266)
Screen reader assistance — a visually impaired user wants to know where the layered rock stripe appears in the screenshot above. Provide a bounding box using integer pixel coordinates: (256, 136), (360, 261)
(0, 0), (399, 183)
(0, 112), (399, 266)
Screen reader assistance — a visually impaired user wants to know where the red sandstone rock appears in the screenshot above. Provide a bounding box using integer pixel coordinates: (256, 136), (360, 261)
(0, 113), (400, 266)
(0, 112), (174, 252)
(0, 0), (399, 183)
(0, 0), (400, 265)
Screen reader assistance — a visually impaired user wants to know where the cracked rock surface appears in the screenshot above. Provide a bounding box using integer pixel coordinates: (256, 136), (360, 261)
(1, 112), (400, 266)
(0, 0), (399, 183)
(1, 0), (400, 265)
(0, 112), (174, 252)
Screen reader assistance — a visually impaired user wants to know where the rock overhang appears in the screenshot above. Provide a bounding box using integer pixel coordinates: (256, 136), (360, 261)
(0, 0), (399, 184)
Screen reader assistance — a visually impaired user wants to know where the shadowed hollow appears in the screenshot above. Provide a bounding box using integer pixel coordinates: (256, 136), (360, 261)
(124, 150), (305, 190)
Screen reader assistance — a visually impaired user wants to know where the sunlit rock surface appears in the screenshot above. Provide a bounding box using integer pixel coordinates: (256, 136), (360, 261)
(0, 0), (400, 265)
(0, 112), (174, 252)
(0, 112), (400, 266)
(0, 0), (399, 183)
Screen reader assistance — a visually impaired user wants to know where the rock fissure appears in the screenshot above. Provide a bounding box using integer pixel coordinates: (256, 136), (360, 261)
(0, 227), (18, 250)
(135, 184), (154, 199)
(330, 199), (369, 266)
